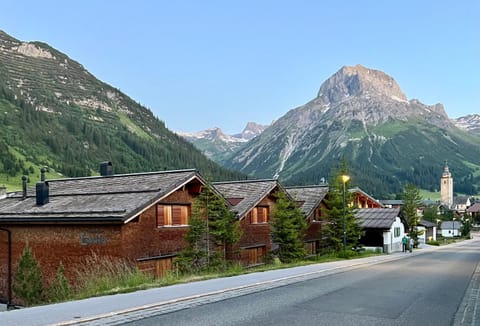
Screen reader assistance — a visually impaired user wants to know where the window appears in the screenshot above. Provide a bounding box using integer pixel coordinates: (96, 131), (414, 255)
(157, 204), (190, 227)
(394, 227), (401, 237)
(251, 206), (269, 224)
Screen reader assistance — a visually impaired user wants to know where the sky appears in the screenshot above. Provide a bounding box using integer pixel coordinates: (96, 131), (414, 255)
(1, 1), (479, 134)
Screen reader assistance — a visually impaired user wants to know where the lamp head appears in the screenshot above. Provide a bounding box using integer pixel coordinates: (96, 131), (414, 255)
(341, 175), (350, 183)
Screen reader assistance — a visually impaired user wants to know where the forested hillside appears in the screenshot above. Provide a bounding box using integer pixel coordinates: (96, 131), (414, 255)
(0, 30), (243, 190)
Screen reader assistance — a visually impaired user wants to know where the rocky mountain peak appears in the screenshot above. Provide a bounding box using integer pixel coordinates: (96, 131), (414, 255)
(317, 64), (407, 104)
(453, 114), (480, 134)
(236, 122), (269, 140)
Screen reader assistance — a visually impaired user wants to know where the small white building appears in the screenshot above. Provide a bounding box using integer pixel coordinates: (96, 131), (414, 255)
(356, 208), (406, 253)
(441, 220), (462, 237)
(417, 219), (437, 243)
(452, 196), (471, 213)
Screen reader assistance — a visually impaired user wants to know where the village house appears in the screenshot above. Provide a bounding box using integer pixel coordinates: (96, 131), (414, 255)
(417, 219), (437, 243)
(441, 220), (462, 238)
(0, 164), (214, 304)
(285, 185), (329, 256)
(212, 179), (285, 267)
(355, 207), (405, 253)
(452, 196), (471, 214)
(467, 202), (480, 222)
(350, 187), (384, 208)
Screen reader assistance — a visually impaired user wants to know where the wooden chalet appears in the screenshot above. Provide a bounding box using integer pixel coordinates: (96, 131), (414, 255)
(285, 185), (329, 256)
(212, 179), (284, 267)
(467, 202), (480, 221)
(0, 166), (212, 304)
(349, 187), (383, 208)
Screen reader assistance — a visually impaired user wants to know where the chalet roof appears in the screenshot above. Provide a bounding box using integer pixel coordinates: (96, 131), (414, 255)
(0, 169), (204, 224)
(212, 179), (280, 219)
(355, 208), (401, 230)
(349, 187), (384, 207)
(453, 196), (470, 207)
(467, 202), (480, 213)
(418, 219), (437, 228)
(285, 185), (328, 217)
(441, 221), (462, 229)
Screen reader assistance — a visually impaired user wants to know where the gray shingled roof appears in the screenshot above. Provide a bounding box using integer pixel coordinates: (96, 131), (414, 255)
(285, 185), (328, 217)
(212, 179), (279, 219)
(418, 219), (437, 228)
(0, 169), (203, 223)
(453, 196), (470, 206)
(440, 221), (462, 229)
(355, 208), (401, 229)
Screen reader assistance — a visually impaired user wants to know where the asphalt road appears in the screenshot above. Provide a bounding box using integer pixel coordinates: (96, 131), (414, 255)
(123, 242), (480, 326)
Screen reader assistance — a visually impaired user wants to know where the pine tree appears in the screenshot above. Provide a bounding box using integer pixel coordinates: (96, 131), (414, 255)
(179, 184), (241, 272)
(13, 245), (44, 306)
(271, 190), (308, 263)
(321, 160), (363, 253)
(401, 183), (423, 246)
(48, 262), (71, 302)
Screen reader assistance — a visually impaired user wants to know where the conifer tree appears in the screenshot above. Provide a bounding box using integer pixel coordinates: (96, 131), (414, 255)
(48, 262), (71, 302)
(402, 183), (423, 245)
(271, 191), (308, 263)
(13, 245), (44, 306)
(179, 184), (241, 271)
(321, 160), (363, 253)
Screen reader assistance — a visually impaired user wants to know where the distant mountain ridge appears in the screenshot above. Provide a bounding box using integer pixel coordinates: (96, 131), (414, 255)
(0, 30), (243, 189)
(223, 65), (480, 198)
(453, 114), (480, 135)
(177, 122), (268, 164)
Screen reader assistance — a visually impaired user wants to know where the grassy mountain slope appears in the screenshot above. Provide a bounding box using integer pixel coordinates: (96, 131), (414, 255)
(0, 30), (243, 190)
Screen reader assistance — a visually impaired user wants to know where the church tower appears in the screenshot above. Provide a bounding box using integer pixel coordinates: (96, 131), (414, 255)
(440, 162), (453, 208)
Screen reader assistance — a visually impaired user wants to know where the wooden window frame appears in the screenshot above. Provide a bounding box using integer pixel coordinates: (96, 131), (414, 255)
(251, 206), (269, 224)
(157, 204), (190, 227)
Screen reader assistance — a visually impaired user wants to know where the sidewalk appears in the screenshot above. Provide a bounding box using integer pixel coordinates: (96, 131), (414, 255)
(0, 244), (443, 326)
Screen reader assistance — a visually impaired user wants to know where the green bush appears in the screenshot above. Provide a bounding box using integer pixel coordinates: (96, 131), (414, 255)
(48, 262), (72, 302)
(13, 245), (44, 306)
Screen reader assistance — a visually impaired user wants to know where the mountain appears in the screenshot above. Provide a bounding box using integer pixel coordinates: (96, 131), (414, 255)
(453, 114), (480, 135)
(0, 30), (243, 190)
(223, 65), (480, 198)
(177, 122), (268, 164)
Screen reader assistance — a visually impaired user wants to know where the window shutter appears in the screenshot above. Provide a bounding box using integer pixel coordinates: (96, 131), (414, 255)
(157, 205), (165, 227)
(172, 206), (182, 225)
(257, 207), (268, 223)
(251, 208), (258, 224)
(180, 206), (189, 225)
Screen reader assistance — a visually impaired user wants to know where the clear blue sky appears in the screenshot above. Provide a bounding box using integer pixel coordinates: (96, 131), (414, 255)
(1, 1), (478, 134)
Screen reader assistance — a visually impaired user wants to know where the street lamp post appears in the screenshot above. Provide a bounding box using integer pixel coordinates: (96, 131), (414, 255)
(341, 175), (350, 251)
